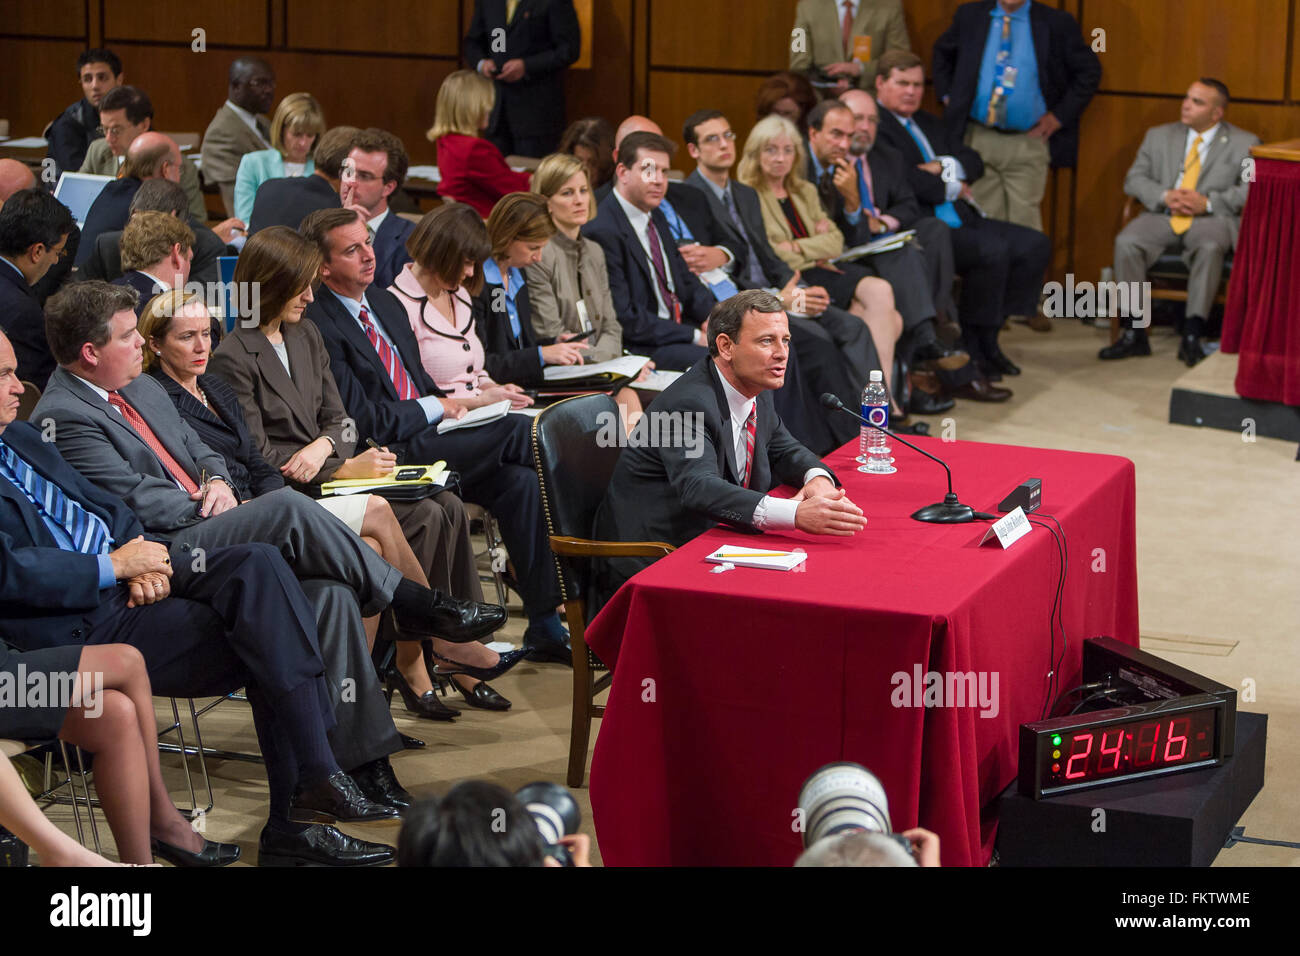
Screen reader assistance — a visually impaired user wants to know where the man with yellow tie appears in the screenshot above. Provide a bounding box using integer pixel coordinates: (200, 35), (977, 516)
(1102, 79), (1259, 366)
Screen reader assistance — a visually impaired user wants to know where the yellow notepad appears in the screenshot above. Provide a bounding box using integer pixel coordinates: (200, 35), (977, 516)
(319, 461), (448, 496)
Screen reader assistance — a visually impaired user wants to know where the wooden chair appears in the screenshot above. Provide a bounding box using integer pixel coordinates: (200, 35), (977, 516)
(1111, 196), (1233, 342)
(530, 394), (673, 787)
(17, 380), (41, 423)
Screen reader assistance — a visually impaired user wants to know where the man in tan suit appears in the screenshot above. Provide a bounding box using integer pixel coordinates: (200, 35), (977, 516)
(79, 86), (207, 223)
(200, 57), (276, 217)
(1100, 78), (1258, 367)
(789, 0), (910, 95)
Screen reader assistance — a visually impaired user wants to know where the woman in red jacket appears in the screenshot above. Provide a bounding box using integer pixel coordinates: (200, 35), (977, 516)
(427, 70), (532, 217)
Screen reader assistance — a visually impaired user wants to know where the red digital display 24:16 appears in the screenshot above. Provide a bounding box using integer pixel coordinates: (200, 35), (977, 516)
(1042, 709), (1218, 791)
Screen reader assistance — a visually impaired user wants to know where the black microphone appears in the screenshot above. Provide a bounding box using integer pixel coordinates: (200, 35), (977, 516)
(819, 393), (991, 523)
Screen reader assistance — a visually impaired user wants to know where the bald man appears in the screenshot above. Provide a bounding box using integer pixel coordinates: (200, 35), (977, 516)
(75, 132), (184, 269)
(201, 57), (275, 216)
(0, 160), (35, 204)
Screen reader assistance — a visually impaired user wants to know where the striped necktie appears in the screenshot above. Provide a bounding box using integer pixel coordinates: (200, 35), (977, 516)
(742, 404), (756, 488)
(359, 305), (419, 400)
(0, 438), (111, 555)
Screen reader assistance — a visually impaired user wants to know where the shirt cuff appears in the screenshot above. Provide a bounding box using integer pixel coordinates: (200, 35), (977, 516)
(844, 207), (862, 225)
(718, 246), (735, 266)
(803, 467), (833, 485)
(537, 346), (546, 366)
(753, 495), (799, 531)
(1205, 198), (1213, 214)
(97, 554), (117, 589)
(943, 177), (963, 202)
(417, 395), (445, 425)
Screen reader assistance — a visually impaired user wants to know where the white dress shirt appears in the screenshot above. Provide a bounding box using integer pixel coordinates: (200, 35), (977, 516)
(613, 187), (675, 319)
(715, 369), (831, 531)
(367, 207), (390, 237)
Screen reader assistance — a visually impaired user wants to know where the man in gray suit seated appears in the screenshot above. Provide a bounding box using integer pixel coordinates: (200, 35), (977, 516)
(31, 280), (507, 815)
(1101, 78), (1259, 366)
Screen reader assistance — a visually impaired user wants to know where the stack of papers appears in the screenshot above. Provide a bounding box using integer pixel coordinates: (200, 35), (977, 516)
(542, 354), (651, 383)
(437, 399), (511, 434)
(633, 369), (683, 392)
(705, 545), (807, 571)
(834, 229), (916, 263)
(320, 461), (448, 496)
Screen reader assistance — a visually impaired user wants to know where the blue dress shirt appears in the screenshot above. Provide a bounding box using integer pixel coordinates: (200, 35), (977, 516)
(970, 0), (1048, 131)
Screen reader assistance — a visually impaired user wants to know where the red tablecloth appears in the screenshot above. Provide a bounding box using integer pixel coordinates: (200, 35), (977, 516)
(584, 438), (1139, 867)
(1221, 156), (1300, 406)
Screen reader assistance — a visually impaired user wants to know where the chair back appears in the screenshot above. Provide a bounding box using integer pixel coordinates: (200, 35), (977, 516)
(18, 380), (41, 422)
(531, 393), (622, 602)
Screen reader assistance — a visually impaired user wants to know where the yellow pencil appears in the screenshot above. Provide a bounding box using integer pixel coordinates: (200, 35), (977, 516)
(715, 551), (791, 558)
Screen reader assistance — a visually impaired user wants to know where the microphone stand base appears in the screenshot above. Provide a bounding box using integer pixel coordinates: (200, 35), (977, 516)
(911, 501), (978, 523)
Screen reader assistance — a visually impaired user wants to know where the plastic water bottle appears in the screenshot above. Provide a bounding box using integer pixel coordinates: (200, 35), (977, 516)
(858, 370), (896, 475)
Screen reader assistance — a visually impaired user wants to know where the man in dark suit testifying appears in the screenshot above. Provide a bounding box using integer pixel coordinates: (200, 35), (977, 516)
(465, 0), (582, 157)
(593, 290), (867, 603)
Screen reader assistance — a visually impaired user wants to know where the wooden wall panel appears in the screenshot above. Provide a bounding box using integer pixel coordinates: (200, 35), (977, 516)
(648, 69), (771, 159)
(103, 0), (270, 47)
(565, 0), (634, 125)
(286, 0), (460, 56)
(0, 39), (87, 138)
(648, 0), (797, 72)
(2, 0), (86, 38)
(1086, 0), (1289, 99)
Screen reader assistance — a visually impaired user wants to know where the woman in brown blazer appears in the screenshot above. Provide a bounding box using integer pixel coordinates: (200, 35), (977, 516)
(201, 230), (523, 715)
(739, 113), (904, 408)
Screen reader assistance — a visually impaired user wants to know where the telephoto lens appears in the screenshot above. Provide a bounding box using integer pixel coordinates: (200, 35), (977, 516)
(515, 782), (581, 866)
(797, 761), (913, 858)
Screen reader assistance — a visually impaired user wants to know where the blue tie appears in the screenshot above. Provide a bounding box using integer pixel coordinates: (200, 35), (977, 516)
(903, 118), (963, 230)
(0, 438), (111, 555)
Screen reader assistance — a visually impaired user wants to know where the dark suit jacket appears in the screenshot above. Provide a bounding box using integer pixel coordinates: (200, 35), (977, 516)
(207, 319), (357, 485)
(47, 98), (102, 175)
(306, 284), (447, 454)
(464, 0), (581, 139)
(0, 420), (144, 650)
(113, 270), (168, 316)
(248, 174), (340, 234)
(82, 219), (229, 285)
(592, 357), (831, 596)
(150, 367), (284, 502)
(683, 172), (794, 289)
(875, 107), (985, 225)
(932, 0), (1100, 169)
(473, 275), (545, 387)
(74, 177), (141, 268)
(372, 213), (416, 290)
(0, 260), (56, 389)
(581, 191), (714, 352)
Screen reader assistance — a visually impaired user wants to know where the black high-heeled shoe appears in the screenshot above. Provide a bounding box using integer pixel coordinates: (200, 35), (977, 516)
(437, 674), (512, 711)
(385, 668), (458, 721)
(429, 646), (529, 682)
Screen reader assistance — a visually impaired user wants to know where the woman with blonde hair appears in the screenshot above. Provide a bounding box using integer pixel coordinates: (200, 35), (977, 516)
(233, 92), (325, 223)
(739, 113), (904, 409)
(426, 70), (531, 217)
(526, 154), (650, 425)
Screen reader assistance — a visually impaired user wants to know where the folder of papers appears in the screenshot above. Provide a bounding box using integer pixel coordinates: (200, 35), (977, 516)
(705, 545), (807, 571)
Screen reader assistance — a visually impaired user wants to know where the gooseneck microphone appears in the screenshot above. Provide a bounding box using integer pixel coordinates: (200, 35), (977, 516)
(819, 393), (991, 524)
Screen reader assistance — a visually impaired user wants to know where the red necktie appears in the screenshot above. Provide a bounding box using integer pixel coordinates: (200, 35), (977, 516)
(359, 306), (419, 400)
(645, 220), (681, 322)
(742, 404), (757, 488)
(842, 0), (855, 59)
(106, 391), (200, 494)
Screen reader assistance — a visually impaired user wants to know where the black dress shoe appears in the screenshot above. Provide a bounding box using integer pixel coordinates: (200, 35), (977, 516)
(430, 646), (528, 682)
(386, 669), (458, 721)
(394, 594), (508, 644)
(1178, 333), (1205, 367)
(907, 388), (955, 415)
(289, 771), (398, 825)
(349, 757), (413, 813)
(258, 824), (394, 867)
(951, 377), (1013, 402)
(913, 342), (971, 371)
(986, 348), (1021, 376)
(399, 732), (426, 750)
(1098, 328), (1151, 360)
(151, 837), (241, 867)
(443, 677), (512, 711)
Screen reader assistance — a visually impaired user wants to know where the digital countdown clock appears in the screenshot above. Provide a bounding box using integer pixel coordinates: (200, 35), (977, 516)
(1018, 694), (1227, 798)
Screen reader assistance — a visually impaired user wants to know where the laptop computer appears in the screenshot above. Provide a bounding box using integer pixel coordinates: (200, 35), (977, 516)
(53, 172), (114, 229)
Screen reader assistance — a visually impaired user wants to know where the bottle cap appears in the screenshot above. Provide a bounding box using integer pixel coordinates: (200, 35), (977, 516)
(869, 370), (883, 382)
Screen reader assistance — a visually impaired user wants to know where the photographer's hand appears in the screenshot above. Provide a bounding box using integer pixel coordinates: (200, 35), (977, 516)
(901, 827), (940, 867)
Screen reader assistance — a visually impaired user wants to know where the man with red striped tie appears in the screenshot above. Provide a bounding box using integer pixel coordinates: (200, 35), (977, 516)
(591, 289), (866, 610)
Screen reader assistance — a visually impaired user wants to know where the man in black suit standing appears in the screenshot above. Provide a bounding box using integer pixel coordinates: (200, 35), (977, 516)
(248, 126), (360, 235)
(932, 0), (1099, 236)
(873, 50), (1050, 397)
(465, 0), (581, 158)
(348, 128), (415, 288)
(46, 48), (123, 176)
(0, 189), (74, 389)
(299, 209), (571, 664)
(593, 290), (866, 603)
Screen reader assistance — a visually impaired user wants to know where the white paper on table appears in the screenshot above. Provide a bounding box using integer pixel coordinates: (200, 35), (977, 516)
(542, 354), (650, 382)
(634, 369), (683, 392)
(2, 137), (49, 148)
(407, 165), (441, 182)
(705, 545), (807, 571)
(436, 399), (510, 434)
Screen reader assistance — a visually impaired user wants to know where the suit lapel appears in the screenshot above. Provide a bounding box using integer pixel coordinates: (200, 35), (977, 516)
(322, 290), (399, 400)
(241, 327), (318, 439)
(0, 457), (54, 548)
(370, 290), (429, 394)
(705, 361), (741, 485)
(610, 199), (655, 289)
(53, 369), (159, 462)
(1030, 4), (1051, 88)
(1198, 125), (1231, 181)
(120, 376), (201, 478)
(689, 173), (746, 254)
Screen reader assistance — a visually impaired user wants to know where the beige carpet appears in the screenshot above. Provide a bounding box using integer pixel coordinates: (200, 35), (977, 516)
(28, 320), (1299, 867)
